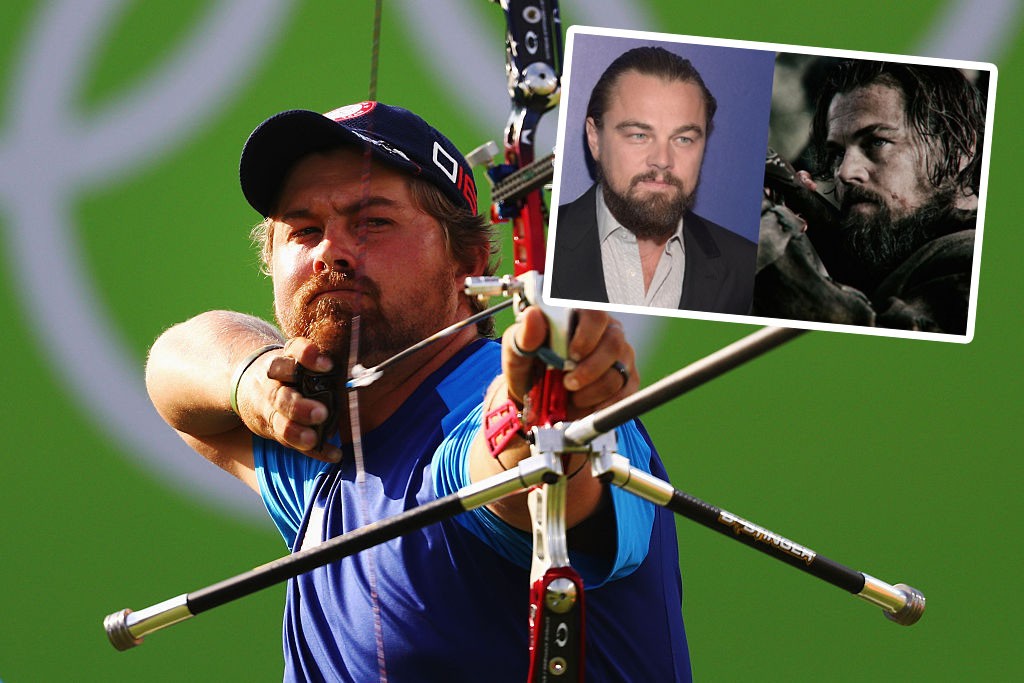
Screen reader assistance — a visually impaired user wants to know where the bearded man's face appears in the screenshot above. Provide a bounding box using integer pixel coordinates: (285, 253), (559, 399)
(586, 70), (708, 241)
(269, 148), (466, 368)
(825, 82), (958, 277)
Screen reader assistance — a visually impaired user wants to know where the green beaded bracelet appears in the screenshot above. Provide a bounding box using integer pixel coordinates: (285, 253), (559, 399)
(229, 344), (284, 416)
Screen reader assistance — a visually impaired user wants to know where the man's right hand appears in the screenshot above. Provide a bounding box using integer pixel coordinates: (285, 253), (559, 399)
(234, 338), (344, 463)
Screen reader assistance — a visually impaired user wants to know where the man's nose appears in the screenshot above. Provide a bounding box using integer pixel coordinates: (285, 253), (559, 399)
(836, 148), (870, 186)
(647, 139), (674, 170)
(312, 222), (358, 275)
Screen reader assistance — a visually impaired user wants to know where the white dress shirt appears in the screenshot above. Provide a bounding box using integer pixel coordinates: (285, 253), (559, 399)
(596, 186), (686, 308)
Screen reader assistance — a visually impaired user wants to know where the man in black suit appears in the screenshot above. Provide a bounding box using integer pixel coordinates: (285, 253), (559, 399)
(549, 47), (757, 314)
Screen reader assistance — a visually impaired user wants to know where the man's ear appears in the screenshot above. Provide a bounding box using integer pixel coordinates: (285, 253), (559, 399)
(472, 243), (492, 278)
(263, 221), (277, 278)
(957, 150), (975, 174)
(458, 242), (492, 280)
(956, 144), (978, 199)
(585, 117), (601, 162)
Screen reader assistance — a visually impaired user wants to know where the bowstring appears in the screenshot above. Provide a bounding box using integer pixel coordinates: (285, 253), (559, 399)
(347, 0), (388, 680)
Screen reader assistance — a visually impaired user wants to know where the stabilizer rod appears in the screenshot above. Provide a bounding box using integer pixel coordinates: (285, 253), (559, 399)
(592, 449), (925, 625)
(105, 454), (559, 650)
(566, 326), (806, 445)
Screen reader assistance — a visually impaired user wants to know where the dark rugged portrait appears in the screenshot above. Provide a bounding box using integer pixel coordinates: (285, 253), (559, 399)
(755, 58), (987, 335)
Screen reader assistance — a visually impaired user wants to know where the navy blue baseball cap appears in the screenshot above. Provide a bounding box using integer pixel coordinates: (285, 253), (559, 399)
(240, 101), (478, 216)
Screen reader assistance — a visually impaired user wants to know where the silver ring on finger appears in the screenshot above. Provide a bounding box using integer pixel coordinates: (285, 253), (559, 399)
(612, 360), (629, 390)
(510, 334), (538, 359)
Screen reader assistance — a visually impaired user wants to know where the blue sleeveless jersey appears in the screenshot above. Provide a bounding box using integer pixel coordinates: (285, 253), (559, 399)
(254, 339), (691, 682)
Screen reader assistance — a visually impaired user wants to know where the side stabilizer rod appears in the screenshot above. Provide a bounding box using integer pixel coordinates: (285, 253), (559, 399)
(593, 449), (925, 626)
(104, 455), (560, 650)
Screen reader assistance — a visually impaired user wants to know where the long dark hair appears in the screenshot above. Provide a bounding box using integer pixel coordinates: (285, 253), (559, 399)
(809, 60), (985, 193)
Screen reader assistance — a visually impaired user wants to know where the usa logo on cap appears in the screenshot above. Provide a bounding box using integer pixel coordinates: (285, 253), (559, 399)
(326, 101), (376, 121)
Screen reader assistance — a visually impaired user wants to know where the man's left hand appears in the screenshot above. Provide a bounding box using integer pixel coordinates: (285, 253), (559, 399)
(503, 306), (638, 419)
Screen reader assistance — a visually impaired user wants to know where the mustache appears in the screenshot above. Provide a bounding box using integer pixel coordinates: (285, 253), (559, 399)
(840, 185), (886, 212)
(630, 170), (685, 190)
(297, 270), (380, 310)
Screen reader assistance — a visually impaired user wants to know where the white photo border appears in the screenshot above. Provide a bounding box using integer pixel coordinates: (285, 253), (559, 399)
(541, 25), (998, 344)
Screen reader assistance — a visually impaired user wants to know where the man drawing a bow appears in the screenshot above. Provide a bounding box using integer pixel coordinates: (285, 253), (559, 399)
(145, 101), (693, 681)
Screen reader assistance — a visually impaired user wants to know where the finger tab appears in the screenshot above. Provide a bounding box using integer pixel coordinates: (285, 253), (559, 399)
(267, 356), (299, 383)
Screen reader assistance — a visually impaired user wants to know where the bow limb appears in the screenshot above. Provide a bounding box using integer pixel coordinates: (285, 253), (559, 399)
(488, 0), (568, 427)
(486, 3), (588, 682)
(507, 107), (550, 277)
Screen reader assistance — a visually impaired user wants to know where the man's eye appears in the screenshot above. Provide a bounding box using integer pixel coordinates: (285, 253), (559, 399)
(291, 226), (321, 239)
(826, 150), (844, 171)
(627, 132), (647, 141)
(357, 218), (392, 231)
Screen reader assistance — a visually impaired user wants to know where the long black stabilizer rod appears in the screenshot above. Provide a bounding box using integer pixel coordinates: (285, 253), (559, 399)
(566, 326), (806, 445)
(104, 326), (808, 650)
(587, 443), (926, 625)
(104, 455), (561, 650)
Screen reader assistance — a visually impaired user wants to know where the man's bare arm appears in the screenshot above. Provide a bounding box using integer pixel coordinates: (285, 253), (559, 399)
(146, 310), (339, 490)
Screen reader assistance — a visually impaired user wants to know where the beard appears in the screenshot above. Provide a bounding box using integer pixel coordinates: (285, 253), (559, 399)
(838, 184), (956, 281)
(598, 165), (696, 241)
(276, 268), (459, 368)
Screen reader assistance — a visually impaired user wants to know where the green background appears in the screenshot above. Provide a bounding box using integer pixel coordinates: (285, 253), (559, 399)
(0, 1), (1019, 681)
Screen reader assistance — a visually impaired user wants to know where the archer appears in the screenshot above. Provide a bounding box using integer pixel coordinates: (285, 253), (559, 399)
(144, 100), (693, 682)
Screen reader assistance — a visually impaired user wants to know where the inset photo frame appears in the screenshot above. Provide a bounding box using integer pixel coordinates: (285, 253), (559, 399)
(543, 25), (996, 343)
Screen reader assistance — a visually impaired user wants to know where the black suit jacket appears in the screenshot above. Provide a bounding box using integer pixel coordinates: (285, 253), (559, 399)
(549, 185), (758, 314)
